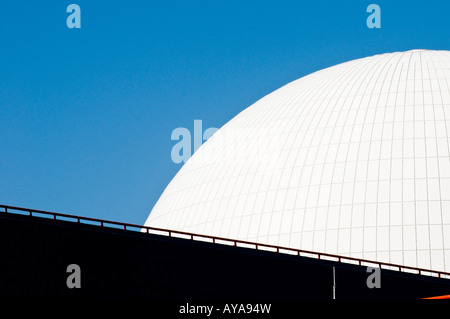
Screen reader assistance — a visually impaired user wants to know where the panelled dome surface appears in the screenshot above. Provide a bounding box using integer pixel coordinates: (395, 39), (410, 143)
(145, 50), (450, 272)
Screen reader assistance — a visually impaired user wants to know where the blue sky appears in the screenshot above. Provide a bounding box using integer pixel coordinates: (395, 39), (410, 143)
(0, 0), (449, 224)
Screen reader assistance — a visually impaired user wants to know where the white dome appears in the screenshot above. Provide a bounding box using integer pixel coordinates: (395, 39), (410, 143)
(145, 50), (450, 272)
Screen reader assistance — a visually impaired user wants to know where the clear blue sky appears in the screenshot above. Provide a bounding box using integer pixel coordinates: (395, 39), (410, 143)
(0, 0), (449, 224)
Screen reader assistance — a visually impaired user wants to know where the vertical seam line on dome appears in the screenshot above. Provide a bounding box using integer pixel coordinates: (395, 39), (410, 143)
(213, 101), (272, 237)
(360, 54), (398, 263)
(239, 75), (312, 243)
(412, 55), (419, 269)
(387, 51), (407, 268)
(402, 51), (415, 267)
(238, 72), (319, 243)
(299, 58), (372, 251)
(207, 97), (279, 238)
(269, 65), (345, 246)
(284, 59), (364, 249)
(349, 52), (400, 261)
(242, 76), (314, 243)
(250, 83), (324, 243)
(195, 105), (266, 233)
(420, 51), (432, 270)
(216, 103), (279, 240)
(284, 65), (349, 246)
(262, 73), (331, 246)
(193, 131), (233, 234)
(365, 62), (394, 259)
(304, 61), (369, 252)
(321, 55), (392, 257)
(294, 55), (380, 253)
(374, 54), (403, 266)
(327, 56), (383, 251)
(261, 66), (340, 245)
(429, 51), (450, 272)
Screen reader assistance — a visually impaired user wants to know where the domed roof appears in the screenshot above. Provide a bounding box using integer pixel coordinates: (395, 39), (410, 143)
(145, 50), (450, 272)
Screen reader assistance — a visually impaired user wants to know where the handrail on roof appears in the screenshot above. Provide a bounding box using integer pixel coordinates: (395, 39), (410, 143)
(1, 204), (449, 279)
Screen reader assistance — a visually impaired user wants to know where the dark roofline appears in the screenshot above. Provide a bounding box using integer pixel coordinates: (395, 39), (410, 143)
(1, 204), (449, 280)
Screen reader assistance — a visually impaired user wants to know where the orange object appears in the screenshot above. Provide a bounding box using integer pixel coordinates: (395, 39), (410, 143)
(423, 295), (450, 299)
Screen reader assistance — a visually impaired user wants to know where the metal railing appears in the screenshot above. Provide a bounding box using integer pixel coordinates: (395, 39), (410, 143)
(1, 204), (449, 279)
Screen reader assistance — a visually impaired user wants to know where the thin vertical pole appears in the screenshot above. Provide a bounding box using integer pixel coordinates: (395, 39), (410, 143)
(332, 266), (336, 300)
